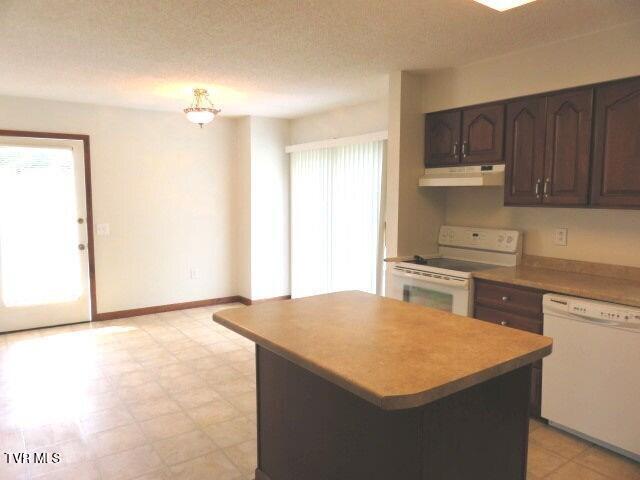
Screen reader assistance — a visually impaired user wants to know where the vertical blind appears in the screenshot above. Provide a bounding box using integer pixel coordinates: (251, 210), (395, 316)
(290, 140), (385, 298)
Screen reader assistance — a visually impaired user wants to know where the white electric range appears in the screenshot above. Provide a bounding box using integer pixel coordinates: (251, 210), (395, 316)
(387, 226), (522, 316)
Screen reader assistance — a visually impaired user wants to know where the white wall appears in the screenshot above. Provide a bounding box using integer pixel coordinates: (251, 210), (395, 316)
(0, 95), (239, 313)
(235, 118), (252, 299)
(445, 189), (640, 267)
(249, 117), (290, 300)
(289, 99), (388, 144)
(421, 21), (640, 267)
(386, 71), (445, 261)
(422, 21), (640, 113)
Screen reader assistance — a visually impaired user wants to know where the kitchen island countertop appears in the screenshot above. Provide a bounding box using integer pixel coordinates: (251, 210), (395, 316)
(213, 290), (552, 410)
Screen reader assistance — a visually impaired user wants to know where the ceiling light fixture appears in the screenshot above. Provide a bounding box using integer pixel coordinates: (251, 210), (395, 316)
(184, 88), (221, 127)
(472, 0), (536, 11)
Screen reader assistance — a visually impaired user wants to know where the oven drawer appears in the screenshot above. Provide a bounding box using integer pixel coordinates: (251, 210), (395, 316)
(474, 305), (542, 335)
(474, 279), (543, 317)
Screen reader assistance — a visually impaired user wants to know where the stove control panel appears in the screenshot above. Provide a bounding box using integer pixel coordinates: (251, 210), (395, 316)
(438, 226), (521, 253)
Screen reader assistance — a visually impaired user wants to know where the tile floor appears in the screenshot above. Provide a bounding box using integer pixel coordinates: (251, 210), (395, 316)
(0, 305), (638, 480)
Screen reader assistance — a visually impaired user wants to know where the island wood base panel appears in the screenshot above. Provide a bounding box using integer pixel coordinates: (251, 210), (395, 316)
(254, 346), (532, 480)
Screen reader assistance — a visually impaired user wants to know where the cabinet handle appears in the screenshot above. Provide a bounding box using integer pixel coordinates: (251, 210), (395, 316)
(462, 142), (468, 158)
(543, 178), (550, 198)
(501, 296), (509, 302)
(535, 178), (542, 198)
(500, 321), (508, 326)
(453, 143), (458, 156)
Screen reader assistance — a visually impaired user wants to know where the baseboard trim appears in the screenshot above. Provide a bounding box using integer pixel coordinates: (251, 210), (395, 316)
(237, 296), (252, 306)
(239, 295), (291, 306)
(94, 296), (244, 321)
(255, 469), (272, 480)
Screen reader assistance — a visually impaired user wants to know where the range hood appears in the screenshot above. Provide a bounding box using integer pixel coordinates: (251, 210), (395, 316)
(418, 165), (504, 187)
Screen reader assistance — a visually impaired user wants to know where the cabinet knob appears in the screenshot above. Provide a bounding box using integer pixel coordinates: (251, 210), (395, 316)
(500, 321), (508, 326)
(501, 296), (509, 302)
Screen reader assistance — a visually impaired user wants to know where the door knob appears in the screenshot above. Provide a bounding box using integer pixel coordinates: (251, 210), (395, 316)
(501, 296), (509, 302)
(78, 244), (86, 251)
(77, 218), (85, 224)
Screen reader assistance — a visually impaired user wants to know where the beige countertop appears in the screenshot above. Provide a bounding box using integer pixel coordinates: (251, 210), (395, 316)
(212, 291), (552, 411)
(473, 256), (640, 308)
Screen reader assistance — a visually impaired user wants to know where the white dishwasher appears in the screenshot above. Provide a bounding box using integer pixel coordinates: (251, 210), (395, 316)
(542, 293), (640, 461)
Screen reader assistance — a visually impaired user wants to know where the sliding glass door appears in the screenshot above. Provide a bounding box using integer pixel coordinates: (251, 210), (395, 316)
(290, 140), (385, 298)
(0, 137), (91, 332)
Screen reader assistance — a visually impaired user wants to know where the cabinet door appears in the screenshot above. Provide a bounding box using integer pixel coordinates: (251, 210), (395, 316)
(461, 104), (505, 165)
(504, 98), (546, 205)
(591, 78), (640, 208)
(543, 89), (593, 206)
(424, 111), (461, 167)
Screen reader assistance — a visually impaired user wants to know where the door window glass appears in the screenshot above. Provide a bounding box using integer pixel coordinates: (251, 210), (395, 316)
(0, 146), (81, 307)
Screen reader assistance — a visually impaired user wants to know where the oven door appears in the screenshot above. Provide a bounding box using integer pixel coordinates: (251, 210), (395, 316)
(388, 267), (472, 316)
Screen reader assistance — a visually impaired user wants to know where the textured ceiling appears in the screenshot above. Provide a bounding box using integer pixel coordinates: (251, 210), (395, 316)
(2, 0), (640, 117)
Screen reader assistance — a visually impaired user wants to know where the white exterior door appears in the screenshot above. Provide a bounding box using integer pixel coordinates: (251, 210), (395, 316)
(0, 136), (91, 332)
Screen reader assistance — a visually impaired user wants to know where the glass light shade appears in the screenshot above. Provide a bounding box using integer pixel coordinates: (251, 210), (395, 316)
(473, 0), (536, 11)
(185, 109), (215, 126)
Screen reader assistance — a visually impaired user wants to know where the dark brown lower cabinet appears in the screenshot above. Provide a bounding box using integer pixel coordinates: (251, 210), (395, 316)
(256, 345), (532, 480)
(530, 367), (542, 417)
(474, 279), (545, 417)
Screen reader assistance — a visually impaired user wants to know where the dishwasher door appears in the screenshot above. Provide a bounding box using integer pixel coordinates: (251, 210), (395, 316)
(542, 294), (640, 460)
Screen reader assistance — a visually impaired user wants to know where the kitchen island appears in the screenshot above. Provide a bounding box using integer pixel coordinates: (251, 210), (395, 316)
(212, 291), (552, 480)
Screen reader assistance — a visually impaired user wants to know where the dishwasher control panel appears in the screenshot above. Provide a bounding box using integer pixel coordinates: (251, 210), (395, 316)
(545, 294), (640, 325)
(569, 301), (640, 322)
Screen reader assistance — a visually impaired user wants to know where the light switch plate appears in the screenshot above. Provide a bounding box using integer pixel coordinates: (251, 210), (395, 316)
(553, 228), (568, 246)
(96, 223), (110, 236)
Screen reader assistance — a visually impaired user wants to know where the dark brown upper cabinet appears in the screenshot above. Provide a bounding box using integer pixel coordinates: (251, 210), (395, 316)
(461, 104), (505, 165)
(543, 89), (593, 206)
(425, 75), (640, 210)
(591, 78), (640, 209)
(504, 98), (546, 206)
(425, 105), (504, 167)
(505, 89), (593, 207)
(424, 111), (461, 167)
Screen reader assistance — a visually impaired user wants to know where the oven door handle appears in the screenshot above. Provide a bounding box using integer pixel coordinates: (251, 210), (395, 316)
(391, 268), (469, 288)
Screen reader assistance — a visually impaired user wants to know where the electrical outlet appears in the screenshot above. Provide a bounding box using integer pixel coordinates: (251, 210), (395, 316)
(553, 228), (568, 246)
(189, 268), (198, 280)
